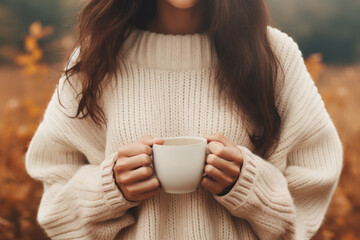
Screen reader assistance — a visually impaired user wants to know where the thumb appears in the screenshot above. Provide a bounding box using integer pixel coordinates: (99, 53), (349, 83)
(138, 135), (164, 146)
(153, 137), (164, 145)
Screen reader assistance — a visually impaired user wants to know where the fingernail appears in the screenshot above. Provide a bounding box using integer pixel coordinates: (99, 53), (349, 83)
(212, 141), (223, 148)
(154, 138), (164, 144)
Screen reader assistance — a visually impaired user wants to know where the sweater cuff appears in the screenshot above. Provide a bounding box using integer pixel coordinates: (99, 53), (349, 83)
(214, 145), (258, 210)
(100, 151), (141, 212)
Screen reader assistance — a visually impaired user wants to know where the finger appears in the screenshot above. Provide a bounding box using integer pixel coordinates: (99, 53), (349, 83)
(116, 166), (153, 184)
(206, 154), (241, 177)
(115, 153), (152, 172)
(117, 142), (153, 157)
(203, 132), (236, 147)
(136, 187), (162, 201)
(125, 177), (160, 195)
(207, 142), (243, 164)
(204, 164), (235, 186)
(201, 177), (223, 195)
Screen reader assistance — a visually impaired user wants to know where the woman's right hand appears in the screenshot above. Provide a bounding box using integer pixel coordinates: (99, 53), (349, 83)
(113, 135), (164, 202)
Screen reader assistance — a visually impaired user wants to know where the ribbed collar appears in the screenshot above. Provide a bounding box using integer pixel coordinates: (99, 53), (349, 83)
(120, 27), (218, 71)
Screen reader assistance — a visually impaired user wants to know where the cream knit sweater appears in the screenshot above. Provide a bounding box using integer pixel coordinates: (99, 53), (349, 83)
(25, 26), (343, 240)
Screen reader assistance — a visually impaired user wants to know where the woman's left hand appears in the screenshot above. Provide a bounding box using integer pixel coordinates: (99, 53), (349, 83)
(201, 133), (244, 196)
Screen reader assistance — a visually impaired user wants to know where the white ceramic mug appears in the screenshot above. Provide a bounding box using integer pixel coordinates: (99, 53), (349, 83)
(152, 136), (208, 194)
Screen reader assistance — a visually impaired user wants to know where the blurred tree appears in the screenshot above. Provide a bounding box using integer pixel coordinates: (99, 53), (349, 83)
(0, 0), (80, 64)
(268, 0), (360, 63)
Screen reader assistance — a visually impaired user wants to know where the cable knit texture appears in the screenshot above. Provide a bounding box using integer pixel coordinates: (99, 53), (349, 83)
(25, 26), (343, 240)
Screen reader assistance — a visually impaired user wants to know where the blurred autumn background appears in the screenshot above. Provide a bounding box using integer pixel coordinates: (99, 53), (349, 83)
(0, 0), (359, 239)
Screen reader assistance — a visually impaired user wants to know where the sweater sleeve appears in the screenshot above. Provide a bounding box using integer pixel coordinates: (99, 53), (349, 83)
(25, 48), (140, 239)
(214, 28), (343, 240)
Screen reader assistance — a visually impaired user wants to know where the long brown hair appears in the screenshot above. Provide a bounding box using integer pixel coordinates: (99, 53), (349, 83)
(61, 0), (281, 158)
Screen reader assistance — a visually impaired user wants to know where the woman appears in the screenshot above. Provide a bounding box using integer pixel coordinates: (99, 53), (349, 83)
(25, 0), (343, 239)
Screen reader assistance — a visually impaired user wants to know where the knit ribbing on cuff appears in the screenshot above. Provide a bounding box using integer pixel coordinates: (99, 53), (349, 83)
(214, 145), (258, 210)
(100, 151), (141, 212)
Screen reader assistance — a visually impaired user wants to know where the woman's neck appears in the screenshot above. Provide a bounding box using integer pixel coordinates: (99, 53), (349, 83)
(146, 0), (206, 35)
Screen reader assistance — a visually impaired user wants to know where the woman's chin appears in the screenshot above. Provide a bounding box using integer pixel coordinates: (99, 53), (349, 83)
(166, 0), (202, 9)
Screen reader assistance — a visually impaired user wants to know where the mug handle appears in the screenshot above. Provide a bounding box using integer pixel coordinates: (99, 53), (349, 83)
(203, 146), (209, 177)
(149, 145), (158, 177)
